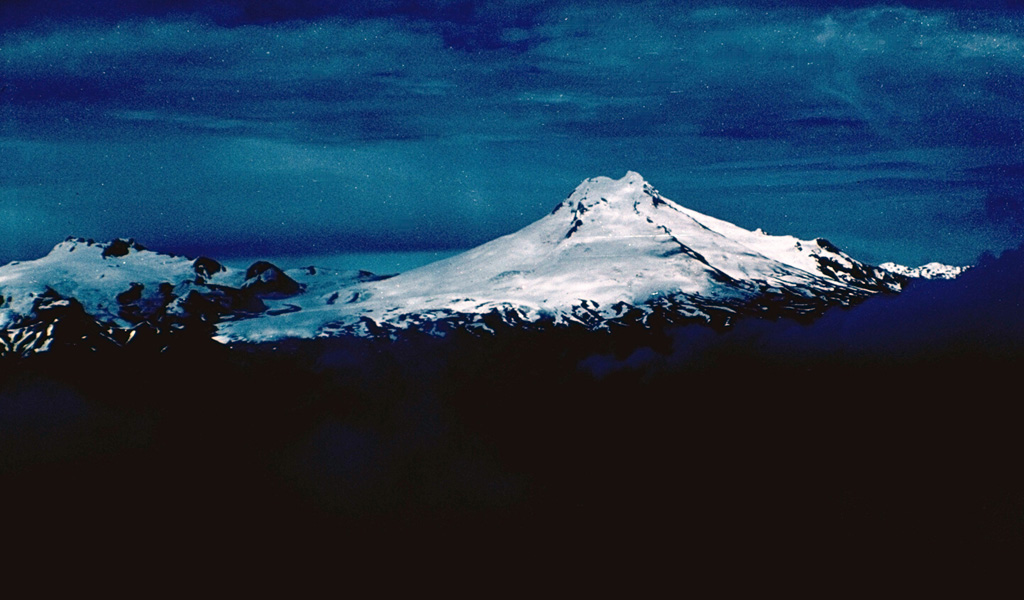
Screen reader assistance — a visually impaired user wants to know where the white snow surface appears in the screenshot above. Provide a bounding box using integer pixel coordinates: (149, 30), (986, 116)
(216, 172), (930, 342)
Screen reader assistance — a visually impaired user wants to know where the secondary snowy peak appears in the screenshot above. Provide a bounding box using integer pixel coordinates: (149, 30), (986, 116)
(878, 262), (968, 280)
(0, 238), (380, 355)
(0, 238), (197, 326)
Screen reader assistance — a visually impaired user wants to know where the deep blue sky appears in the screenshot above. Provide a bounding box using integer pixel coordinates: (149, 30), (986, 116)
(2, 1), (1023, 266)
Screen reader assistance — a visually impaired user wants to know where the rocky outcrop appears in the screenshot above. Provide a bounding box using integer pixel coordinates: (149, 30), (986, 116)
(242, 261), (303, 298)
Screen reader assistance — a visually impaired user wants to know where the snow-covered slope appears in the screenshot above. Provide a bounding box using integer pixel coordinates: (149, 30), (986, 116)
(217, 172), (942, 342)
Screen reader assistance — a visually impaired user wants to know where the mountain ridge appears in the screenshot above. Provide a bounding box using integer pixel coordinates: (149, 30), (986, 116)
(0, 172), (966, 354)
(217, 171), (960, 341)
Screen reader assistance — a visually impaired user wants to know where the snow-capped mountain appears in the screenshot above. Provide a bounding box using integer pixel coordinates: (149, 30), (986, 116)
(0, 172), (965, 354)
(216, 171), (959, 342)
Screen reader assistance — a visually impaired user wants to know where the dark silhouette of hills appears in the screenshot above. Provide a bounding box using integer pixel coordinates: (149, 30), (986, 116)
(1, 243), (1021, 581)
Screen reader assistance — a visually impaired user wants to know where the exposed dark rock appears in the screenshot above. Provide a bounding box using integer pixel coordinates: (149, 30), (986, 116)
(242, 261), (303, 298)
(116, 281), (184, 324)
(645, 185), (667, 207)
(116, 283), (145, 305)
(167, 290), (221, 318)
(566, 219), (584, 238)
(0, 290), (120, 356)
(245, 261), (275, 280)
(815, 238), (842, 254)
(115, 283), (148, 323)
(193, 256), (225, 281)
(188, 284), (267, 315)
(812, 255), (907, 293)
(102, 238), (146, 258)
(158, 282), (176, 300)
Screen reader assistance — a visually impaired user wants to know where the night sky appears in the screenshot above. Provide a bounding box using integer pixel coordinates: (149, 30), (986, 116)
(2, 1), (1023, 267)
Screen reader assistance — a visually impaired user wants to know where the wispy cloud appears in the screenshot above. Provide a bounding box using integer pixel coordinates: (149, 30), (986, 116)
(4, 5), (1023, 146)
(1, 3), (1022, 264)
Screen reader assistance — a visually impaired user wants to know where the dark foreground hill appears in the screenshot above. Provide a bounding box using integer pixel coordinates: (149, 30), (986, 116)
(1, 244), (1022, 584)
